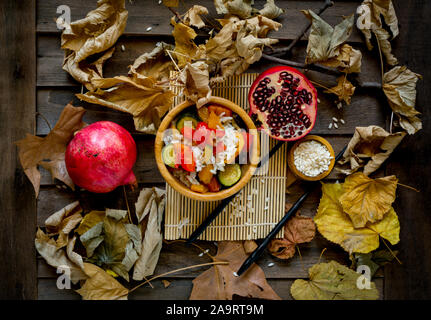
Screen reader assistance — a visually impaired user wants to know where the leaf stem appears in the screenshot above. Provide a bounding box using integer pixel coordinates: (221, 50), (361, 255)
(128, 261), (228, 293)
(397, 182), (420, 193)
(318, 248), (327, 264)
(381, 238), (402, 265)
(122, 185), (132, 224)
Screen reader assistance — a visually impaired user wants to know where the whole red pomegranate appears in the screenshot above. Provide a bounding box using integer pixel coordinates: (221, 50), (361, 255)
(65, 121), (137, 193)
(248, 66), (317, 141)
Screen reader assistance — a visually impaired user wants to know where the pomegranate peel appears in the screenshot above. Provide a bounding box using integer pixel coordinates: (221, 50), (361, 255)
(248, 66), (318, 141)
(65, 121), (137, 193)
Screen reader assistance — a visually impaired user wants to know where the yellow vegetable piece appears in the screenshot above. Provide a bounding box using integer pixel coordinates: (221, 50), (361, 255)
(198, 165), (214, 185)
(207, 111), (221, 130)
(191, 184), (209, 193)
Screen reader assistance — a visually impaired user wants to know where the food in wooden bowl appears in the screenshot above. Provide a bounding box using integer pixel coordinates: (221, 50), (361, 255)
(155, 97), (260, 201)
(287, 135), (335, 181)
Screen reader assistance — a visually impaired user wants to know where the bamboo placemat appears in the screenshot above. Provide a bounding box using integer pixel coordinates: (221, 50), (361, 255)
(164, 73), (287, 241)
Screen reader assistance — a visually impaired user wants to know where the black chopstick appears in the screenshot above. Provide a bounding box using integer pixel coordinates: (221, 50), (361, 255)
(235, 145), (347, 276)
(186, 140), (286, 244)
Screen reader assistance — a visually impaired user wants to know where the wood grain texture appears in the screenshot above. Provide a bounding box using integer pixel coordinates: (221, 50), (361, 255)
(0, 0), (37, 299)
(37, 0), (364, 41)
(384, 0), (431, 300)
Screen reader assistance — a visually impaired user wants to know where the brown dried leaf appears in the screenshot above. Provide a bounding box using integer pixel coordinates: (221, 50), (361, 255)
(129, 42), (175, 83)
(321, 44), (362, 74)
(339, 173), (398, 228)
(76, 263), (129, 300)
(215, 0), (254, 19)
(337, 125), (406, 176)
(268, 206), (315, 260)
(16, 104), (86, 197)
(324, 75), (356, 105)
(383, 66), (422, 134)
(163, 0), (179, 7)
(357, 0), (399, 65)
(133, 187), (166, 280)
(190, 242), (281, 300)
(183, 5), (209, 29)
(243, 240), (258, 254)
(61, 0), (128, 89)
(302, 10), (354, 65)
(162, 279), (171, 288)
(76, 74), (174, 134)
(35, 228), (87, 284)
(179, 61), (212, 108)
(259, 0), (285, 19)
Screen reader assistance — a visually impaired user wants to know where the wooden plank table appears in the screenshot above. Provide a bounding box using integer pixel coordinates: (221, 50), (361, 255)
(1, 0), (430, 299)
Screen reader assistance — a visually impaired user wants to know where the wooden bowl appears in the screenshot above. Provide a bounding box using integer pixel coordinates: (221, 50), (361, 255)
(155, 97), (260, 201)
(287, 135), (335, 181)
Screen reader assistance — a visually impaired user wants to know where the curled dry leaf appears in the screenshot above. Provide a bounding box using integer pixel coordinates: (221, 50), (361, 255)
(350, 249), (398, 278)
(61, 0), (128, 89)
(179, 61), (212, 108)
(302, 10), (355, 65)
(163, 0), (179, 7)
(190, 241), (281, 300)
(290, 260), (379, 300)
(314, 182), (400, 254)
(76, 74), (174, 134)
(15, 103), (86, 197)
(215, 0), (254, 19)
(259, 0), (285, 19)
(133, 187), (166, 280)
(76, 210), (106, 235)
(357, 0), (399, 65)
(383, 66), (422, 134)
(129, 42), (175, 83)
(268, 206), (315, 260)
(337, 125), (406, 176)
(321, 44), (362, 74)
(35, 228), (87, 284)
(76, 263), (129, 300)
(339, 173), (398, 228)
(183, 5), (209, 29)
(324, 75), (356, 105)
(243, 240), (258, 254)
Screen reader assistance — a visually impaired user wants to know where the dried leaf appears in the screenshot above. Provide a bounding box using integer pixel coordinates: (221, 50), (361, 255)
(259, 0), (285, 19)
(337, 125), (406, 176)
(183, 5), (209, 29)
(61, 0), (128, 89)
(383, 66), (422, 134)
(351, 249), (398, 278)
(16, 104), (86, 197)
(215, 0), (254, 19)
(268, 208), (315, 260)
(302, 10), (354, 65)
(357, 0), (399, 65)
(243, 240), (258, 254)
(76, 74), (174, 134)
(162, 279), (171, 288)
(314, 182), (400, 254)
(339, 173), (398, 228)
(76, 210), (106, 235)
(179, 61), (212, 108)
(76, 263), (129, 300)
(133, 187), (166, 280)
(324, 75), (356, 105)
(129, 42), (175, 83)
(163, 0), (179, 7)
(35, 228), (87, 284)
(45, 201), (82, 236)
(291, 260), (379, 300)
(321, 44), (362, 74)
(190, 242), (281, 300)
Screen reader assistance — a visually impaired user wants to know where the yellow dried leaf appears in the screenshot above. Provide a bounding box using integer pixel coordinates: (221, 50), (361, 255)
(259, 0), (285, 19)
(76, 74), (174, 134)
(357, 0), (399, 65)
(15, 104), (86, 197)
(215, 0), (254, 19)
(321, 44), (362, 74)
(179, 61), (212, 108)
(76, 210), (106, 235)
(324, 75), (356, 105)
(77, 263), (129, 300)
(163, 0), (178, 7)
(339, 173), (398, 228)
(383, 66), (422, 134)
(61, 0), (128, 89)
(314, 182), (400, 254)
(291, 260), (379, 300)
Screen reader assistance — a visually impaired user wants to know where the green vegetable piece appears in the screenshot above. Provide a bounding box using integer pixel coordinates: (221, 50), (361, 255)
(218, 164), (242, 187)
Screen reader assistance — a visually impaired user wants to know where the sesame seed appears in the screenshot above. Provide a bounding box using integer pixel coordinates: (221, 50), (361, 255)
(340, 119), (345, 124)
(121, 44), (125, 52)
(328, 123), (333, 129)
(332, 117), (338, 122)
(267, 262), (275, 267)
(334, 123), (339, 129)
(146, 26), (152, 32)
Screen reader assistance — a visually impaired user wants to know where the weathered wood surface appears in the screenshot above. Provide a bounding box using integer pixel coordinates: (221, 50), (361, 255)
(0, 0), (37, 299)
(1, 0), (425, 300)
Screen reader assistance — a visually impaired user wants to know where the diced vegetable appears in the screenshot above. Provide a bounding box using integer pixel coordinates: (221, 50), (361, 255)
(174, 143), (196, 172)
(193, 122), (212, 145)
(181, 126), (194, 141)
(197, 106), (209, 122)
(218, 164), (242, 187)
(191, 184), (208, 193)
(162, 144), (177, 168)
(208, 105), (232, 117)
(176, 112), (198, 132)
(207, 176), (221, 192)
(198, 165), (213, 184)
(207, 111), (221, 130)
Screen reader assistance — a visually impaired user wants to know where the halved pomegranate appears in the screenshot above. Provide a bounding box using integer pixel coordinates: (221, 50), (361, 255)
(248, 66), (317, 141)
